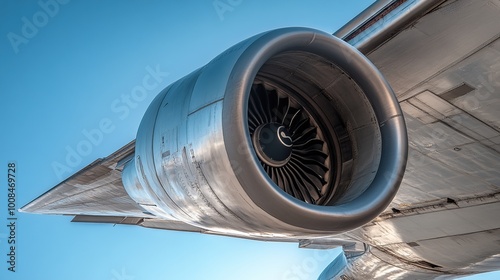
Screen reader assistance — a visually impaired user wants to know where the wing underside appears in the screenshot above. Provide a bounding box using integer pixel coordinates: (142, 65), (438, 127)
(320, 0), (500, 279)
(19, 141), (206, 233)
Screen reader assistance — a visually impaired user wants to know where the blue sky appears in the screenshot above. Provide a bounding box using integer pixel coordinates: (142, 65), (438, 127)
(0, 1), (499, 279)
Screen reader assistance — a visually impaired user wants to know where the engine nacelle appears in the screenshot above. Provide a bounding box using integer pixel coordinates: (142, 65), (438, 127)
(122, 27), (407, 238)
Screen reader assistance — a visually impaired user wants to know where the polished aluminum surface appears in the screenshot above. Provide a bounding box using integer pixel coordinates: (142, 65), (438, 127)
(21, 27), (407, 240)
(120, 27), (407, 237)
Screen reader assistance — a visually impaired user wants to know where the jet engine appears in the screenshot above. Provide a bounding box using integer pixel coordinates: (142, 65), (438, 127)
(121, 27), (407, 238)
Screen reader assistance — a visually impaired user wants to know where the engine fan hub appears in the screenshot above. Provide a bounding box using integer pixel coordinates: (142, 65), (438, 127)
(252, 123), (293, 167)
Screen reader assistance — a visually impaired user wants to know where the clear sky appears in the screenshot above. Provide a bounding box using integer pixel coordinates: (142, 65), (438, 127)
(0, 1), (499, 279)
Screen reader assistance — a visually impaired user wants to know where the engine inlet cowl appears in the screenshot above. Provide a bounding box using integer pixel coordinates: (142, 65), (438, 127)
(122, 27), (408, 237)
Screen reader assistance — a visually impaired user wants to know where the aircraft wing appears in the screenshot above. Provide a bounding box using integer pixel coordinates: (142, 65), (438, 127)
(316, 0), (500, 278)
(20, 0), (500, 279)
(20, 140), (206, 233)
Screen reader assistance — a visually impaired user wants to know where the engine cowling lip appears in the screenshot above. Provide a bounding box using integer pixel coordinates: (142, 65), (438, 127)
(222, 27), (408, 232)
